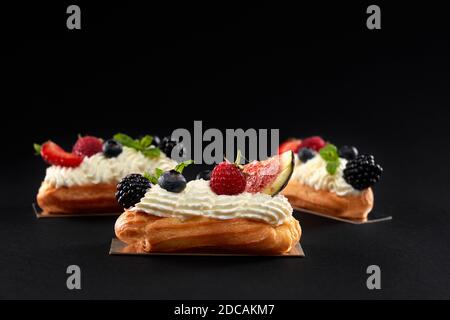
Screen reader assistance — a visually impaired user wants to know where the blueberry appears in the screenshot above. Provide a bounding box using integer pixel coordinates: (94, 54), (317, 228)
(151, 135), (161, 147)
(158, 170), (187, 193)
(103, 139), (123, 158)
(338, 145), (358, 160)
(298, 148), (316, 163)
(159, 136), (185, 158)
(196, 170), (211, 180)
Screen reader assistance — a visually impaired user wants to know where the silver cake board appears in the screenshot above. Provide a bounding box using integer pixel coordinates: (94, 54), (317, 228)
(109, 238), (305, 257)
(293, 207), (392, 225)
(32, 203), (121, 219)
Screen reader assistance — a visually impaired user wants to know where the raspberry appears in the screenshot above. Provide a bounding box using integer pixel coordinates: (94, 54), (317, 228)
(210, 162), (246, 195)
(72, 136), (103, 157)
(301, 136), (326, 152)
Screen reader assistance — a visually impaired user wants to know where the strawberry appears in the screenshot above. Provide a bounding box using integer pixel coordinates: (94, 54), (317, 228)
(210, 161), (246, 195)
(278, 139), (302, 154)
(301, 136), (326, 152)
(72, 136), (103, 157)
(41, 141), (83, 167)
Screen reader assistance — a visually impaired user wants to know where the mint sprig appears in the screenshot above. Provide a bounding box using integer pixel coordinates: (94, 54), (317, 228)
(144, 160), (194, 184)
(174, 160), (194, 173)
(144, 168), (164, 184)
(33, 143), (42, 156)
(113, 133), (160, 158)
(319, 144), (340, 175)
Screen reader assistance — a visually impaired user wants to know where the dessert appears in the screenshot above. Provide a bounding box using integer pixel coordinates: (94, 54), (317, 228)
(35, 133), (178, 215)
(280, 137), (383, 221)
(114, 152), (301, 254)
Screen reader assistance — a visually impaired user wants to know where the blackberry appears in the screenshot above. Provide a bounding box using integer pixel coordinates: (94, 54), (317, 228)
(343, 155), (383, 190)
(159, 136), (185, 158)
(196, 170), (212, 180)
(116, 174), (151, 209)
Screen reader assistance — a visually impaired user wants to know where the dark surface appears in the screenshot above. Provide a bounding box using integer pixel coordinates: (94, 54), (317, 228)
(1, 2), (450, 299)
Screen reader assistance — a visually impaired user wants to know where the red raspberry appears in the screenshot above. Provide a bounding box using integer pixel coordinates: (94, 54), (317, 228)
(41, 141), (84, 167)
(210, 162), (246, 195)
(278, 139), (302, 154)
(72, 136), (103, 157)
(301, 136), (326, 152)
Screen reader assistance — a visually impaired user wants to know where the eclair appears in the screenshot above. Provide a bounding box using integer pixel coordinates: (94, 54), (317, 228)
(279, 136), (383, 221)
(35, 134), (177, 215)
(114, 152), (301, 254)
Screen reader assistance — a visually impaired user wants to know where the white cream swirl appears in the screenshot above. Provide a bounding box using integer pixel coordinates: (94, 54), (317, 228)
(44, 147), (177, 188)
(292, 155), (360, 196)
(132, 179), (293, 225)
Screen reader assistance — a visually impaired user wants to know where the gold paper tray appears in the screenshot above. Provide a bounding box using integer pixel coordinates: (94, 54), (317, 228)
(109, 238), (305, 257)
(32, 203), (121, 219)
(293, 207), (392, 224)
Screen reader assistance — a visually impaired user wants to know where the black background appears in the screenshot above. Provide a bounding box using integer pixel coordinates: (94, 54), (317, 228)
(0, 1), (449, 299)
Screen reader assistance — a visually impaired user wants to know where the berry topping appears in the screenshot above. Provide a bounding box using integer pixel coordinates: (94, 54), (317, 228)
(72, 136), (103, 157)
(103, 139), (123, 158)
(158, 170), (187, 193)
(301, 136), (326, 152)
(338, 145), (358, 160)
(40, 141), (84, 167)
(116, 174), (152, 209)
(278, 139), (302, 154)
(298, 148), (316, 163)
(151, 135), (161, 147)
(343, 155), (383, 190)
(159, 136), (184, 158)
(196, 170), (211, 180)
(210, 161), (246, 195)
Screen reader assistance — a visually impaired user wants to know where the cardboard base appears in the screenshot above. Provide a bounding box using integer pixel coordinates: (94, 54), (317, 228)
(109, 238), (305, 257)
(32, 203), (121, 219)
(293, 207), (392, 224)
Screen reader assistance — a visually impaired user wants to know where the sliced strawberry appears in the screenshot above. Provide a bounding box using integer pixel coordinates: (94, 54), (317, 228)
(278, 139), (302, 154)
(41, 141), (83, 167)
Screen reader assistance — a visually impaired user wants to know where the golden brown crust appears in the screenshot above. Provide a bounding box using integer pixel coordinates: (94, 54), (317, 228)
(37, 182), (122, 215)
(281, 180), (373, 222)
(115, 210), (301, 254)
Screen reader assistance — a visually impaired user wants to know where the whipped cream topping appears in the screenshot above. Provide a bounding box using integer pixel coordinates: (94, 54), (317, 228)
(132, 179), (293, 225)
(292, 155), (360, 196)
(44, 147), (177, 188)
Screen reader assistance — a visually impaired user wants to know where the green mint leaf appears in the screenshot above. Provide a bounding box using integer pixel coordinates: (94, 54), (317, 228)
(144, 172), (158, 184)
(139, 135), (153, 148)
(326, 160), (339, 175)
(142, 147), (161, 158)
(114, 133), (161, 159)
(113, 133), (141, 150)
(143, 172), (152, 181)
(154, 168), (164, 180)
(144, 169), (164, 184)
(174, 159), (194, 173)
(319, 144), (339, 162)
(33, 143), (42, 156)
